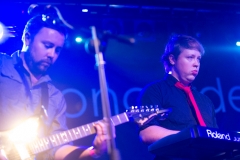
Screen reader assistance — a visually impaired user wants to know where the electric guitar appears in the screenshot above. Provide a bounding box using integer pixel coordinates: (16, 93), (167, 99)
(0, 105), (171, 160)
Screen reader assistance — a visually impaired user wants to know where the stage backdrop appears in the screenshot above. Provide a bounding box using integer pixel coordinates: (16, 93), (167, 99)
(48, 37), (240, 160)
(1, 3), (240, 160)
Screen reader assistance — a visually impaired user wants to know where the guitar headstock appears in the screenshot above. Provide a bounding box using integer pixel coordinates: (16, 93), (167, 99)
(126, 105), (172, 126)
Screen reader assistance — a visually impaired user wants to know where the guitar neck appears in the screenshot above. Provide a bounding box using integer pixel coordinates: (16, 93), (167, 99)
(29, 112), (130, 154)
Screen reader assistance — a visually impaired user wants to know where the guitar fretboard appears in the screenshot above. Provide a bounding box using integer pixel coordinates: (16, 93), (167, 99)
(29, 112), (129, 154)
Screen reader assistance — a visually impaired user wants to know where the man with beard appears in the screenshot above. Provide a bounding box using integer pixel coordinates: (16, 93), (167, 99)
(137, 35), (218, 159)
(0, 14), (110, 159)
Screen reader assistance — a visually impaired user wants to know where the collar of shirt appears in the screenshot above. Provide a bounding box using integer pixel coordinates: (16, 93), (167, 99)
(164, 73), (197, 91)
(1, 51), (52, 86)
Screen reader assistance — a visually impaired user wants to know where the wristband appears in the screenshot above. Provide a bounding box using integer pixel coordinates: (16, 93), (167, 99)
(89, 147), (100, 158)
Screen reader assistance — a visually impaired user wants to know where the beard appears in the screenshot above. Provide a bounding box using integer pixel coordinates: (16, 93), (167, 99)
(24, 50), (52, 76)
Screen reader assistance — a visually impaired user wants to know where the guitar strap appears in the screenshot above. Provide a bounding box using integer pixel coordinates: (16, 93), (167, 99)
(40, 82), (51, 135)
(41, 82), (49, 119)
(15, 61), (51, 135)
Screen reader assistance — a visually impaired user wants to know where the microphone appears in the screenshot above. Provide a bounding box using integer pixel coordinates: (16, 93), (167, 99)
(102, 30), (135, 45)
(78, 27), (135, 45)
(84, 31), (135, 54)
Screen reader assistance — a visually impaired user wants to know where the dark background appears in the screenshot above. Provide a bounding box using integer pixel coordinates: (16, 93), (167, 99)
(1, 0), (240, 159)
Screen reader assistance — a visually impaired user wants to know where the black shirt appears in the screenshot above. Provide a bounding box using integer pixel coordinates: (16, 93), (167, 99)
(138, 74), (218, 131)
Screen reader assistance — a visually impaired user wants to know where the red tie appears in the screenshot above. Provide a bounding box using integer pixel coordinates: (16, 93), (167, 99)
(175, 81), (206, 127)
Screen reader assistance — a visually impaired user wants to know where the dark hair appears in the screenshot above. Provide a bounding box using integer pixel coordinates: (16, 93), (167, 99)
(161, 34), (205, 73)
(22, 14), (68, 42)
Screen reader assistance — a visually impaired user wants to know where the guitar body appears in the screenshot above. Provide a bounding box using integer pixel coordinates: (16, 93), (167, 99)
(0, 140), (34, 160)
(0, 117), (39, 160)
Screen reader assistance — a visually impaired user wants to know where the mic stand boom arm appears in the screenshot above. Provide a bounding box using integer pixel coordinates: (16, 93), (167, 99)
(90, 26), (120, 160)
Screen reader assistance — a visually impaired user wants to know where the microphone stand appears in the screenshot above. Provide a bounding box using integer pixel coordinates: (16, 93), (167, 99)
(90, 26), (120, 160)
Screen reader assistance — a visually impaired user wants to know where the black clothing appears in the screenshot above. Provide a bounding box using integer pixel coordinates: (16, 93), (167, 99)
(138, 74), (218, 132)
(137, 74), (218, 160)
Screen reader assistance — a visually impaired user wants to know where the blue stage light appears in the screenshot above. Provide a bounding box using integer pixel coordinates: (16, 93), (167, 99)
(236, 41), (240, 47)
(75, 37), (83, 43)
(0, 22), (8, 44)
(82, 9), (88, 13)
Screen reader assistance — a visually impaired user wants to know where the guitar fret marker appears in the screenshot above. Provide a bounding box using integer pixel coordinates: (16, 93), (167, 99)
(37, 139), (43, 152)
(72, 128), (79, 139)
(123, 113), (129, 121)
(60, 132), (68, 142)
(33, 142), (39, 152)
(56, 134), (60, 145)
(82, 126), (86, 136)
(43, 138), (50, 150)
(87, 124), (91, 133)
(68, 130), (73, 141)
(110, 118), (115, 126)
(117, 115), (121, 123)
(77, 127), (82, 137)
(50, 135), (58, 147)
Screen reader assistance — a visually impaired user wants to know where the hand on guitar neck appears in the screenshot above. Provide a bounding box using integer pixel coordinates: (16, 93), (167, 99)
(92, 118), (116, 157)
